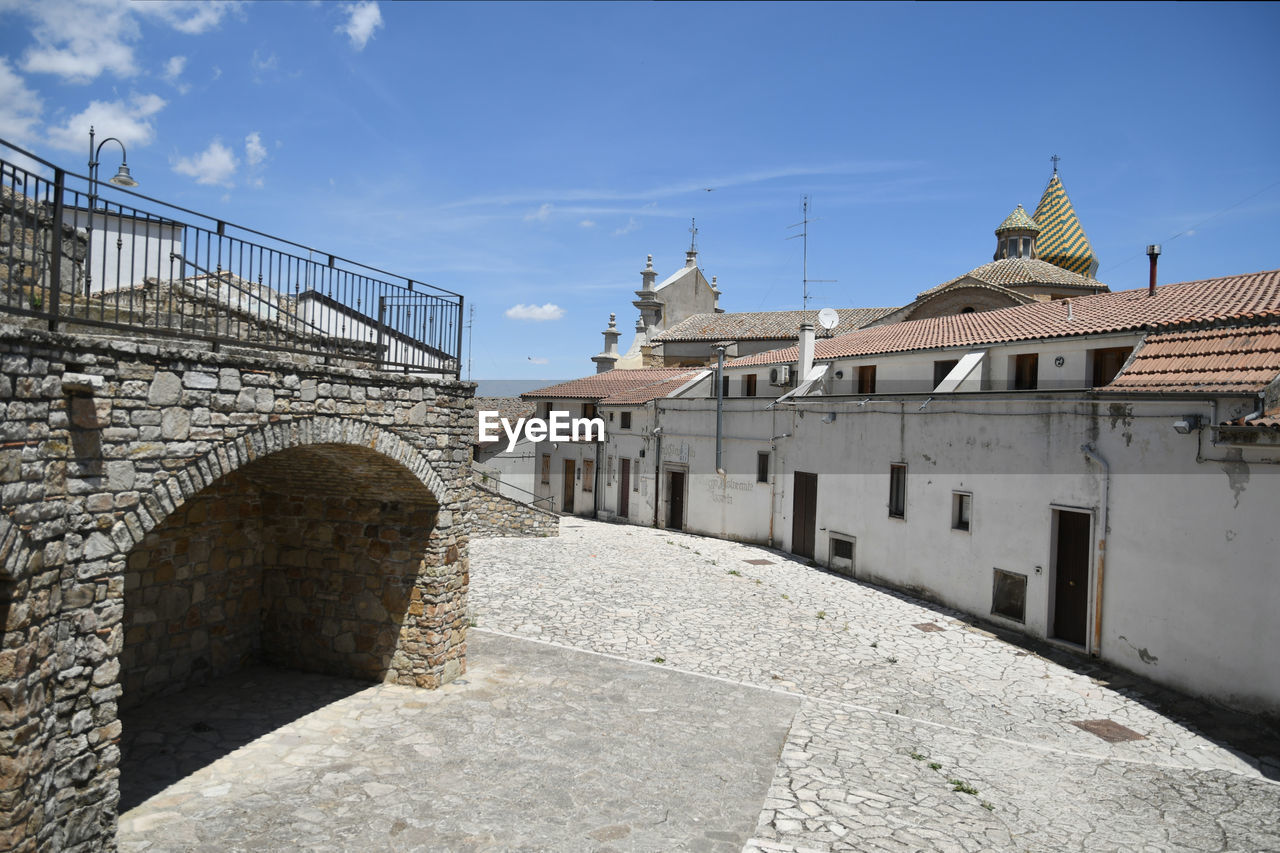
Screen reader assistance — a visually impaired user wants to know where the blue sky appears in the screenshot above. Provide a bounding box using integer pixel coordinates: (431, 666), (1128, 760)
(2, 1), (1278, 381)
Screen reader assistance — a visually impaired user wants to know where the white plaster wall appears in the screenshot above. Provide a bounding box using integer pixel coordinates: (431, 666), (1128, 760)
(81, 211), (181, 293)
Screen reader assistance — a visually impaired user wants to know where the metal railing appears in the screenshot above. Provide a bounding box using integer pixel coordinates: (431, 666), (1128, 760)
(472, 463), (556, 508)
(0, 138), (463, 376)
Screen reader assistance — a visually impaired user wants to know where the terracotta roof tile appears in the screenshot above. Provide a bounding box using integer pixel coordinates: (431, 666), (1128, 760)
(1107, 324), (1280, 392)
(653, 308), (894, 343)
(917, 257), (1104, 299)
(728, 270), (1280, 368)
(598, 371), (706, 405)
(521, 368), (696, 401)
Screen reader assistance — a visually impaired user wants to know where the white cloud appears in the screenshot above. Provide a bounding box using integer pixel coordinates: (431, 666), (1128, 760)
(173, 139), (238, 186)
(163, 55), (186, 81)
(7, 0), (238, 84)
(613, 216), (640, 236)
(505, 303), (564, 322)
(524, 203), (553, 223)
(0, 58), (43, 147)
(138, 1), (240, 35)
(579, 219), (596, 229)
(45, 92), (167, 152)
(244, 131), (266, 166)
(338, 2), (383, 51)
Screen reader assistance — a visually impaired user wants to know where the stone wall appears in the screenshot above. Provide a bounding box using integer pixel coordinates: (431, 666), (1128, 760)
(0, 323), (476, 853)
(469, 481), (560, 539)
(0, 185), (88, 302)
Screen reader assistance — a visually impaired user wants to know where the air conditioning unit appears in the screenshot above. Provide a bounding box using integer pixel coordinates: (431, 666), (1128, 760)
(769, 365), (792, 386)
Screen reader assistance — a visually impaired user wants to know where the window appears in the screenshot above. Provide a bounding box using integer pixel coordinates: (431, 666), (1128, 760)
(582, 460), (594, 492)
(540, 454), (550, 485)
(721, 374), (730, 398)
(952, 491), (972, 531)
(832, 538), (853, 559)
(857, 364), (877, 394)
(1089, 346), (1133, 387)
(620, 411), (631, 429)
(757, 451), (770, 484)
(933, 359), (958, 388)
(889, 463), (906, 518)
(743, 374), (757, 397)
(992, 569), (1027, 622)
(583, 402), (598, 420)
(1012, 353), (1038, 390)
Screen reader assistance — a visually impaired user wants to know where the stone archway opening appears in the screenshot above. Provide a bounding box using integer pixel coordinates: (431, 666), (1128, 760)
(117, 441), (460, 808)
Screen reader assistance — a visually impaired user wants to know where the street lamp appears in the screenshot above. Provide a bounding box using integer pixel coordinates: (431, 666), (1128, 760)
(87, 125), (138, 208)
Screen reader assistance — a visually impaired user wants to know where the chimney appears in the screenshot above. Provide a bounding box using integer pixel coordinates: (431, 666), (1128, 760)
(797, 323), (815, 382)
(1147, 244), (1161, 297)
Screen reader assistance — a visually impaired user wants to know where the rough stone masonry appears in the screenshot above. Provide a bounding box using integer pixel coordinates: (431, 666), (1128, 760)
(0, 323), (477, 853)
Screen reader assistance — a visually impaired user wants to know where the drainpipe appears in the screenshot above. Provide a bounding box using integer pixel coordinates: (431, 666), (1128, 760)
(797, 323), (815, 384)
(652, 424), (663, 528)
(715, 345), (726, 475)
(593, 437), (603, 519)
(1146, 244), (1161, 297)
(1081, 443), (1110, 655)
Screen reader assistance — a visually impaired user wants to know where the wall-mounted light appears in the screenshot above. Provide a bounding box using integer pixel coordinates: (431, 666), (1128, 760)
(834, 369), (845, 380)
(1172, 415), (1202, 435)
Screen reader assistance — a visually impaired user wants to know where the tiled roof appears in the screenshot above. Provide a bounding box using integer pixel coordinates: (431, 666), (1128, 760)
(653, 308), (895, 343)
(728, 269), (1280, 368)
(598, 370), (706, 406)
(918, 257), (1105, 299)
(1033, 174), (1098, 277)
(521, 368), (696, 401)
(996, 205), (1040, 234)
(1107, 325), (1280, 393)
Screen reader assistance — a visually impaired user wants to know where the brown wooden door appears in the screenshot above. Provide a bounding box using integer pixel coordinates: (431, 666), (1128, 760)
(618, 459), (630, 518)
(1052, 510), (1091, 645)
(792, 471), (818, 559)
(667, 471), (685, 530)
(562, 459), (575, 514)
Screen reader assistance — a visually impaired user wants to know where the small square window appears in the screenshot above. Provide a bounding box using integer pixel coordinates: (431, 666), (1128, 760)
(933, 360), (958, 388)
(757, 451), (769, 484)
(952, 492), (972, 531)
(889, 463), (906, 518)
(620, 411), (632, 430)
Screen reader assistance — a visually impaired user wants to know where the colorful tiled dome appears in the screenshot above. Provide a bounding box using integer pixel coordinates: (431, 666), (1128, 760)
(1033, 174), (1098, 278)
(995, 204), (1040, 234)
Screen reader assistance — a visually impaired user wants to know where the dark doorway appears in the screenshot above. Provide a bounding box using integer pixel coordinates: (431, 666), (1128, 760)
(562, 459), (576, 514)
(667, 470), (685, 530)
(618, 459), (630, 519)
(792, 471), (818, 560)
(1052, 509), (1091, 646)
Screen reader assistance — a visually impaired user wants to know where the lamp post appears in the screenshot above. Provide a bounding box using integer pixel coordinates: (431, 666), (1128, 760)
(87, 125), (138, 209)
(85, 127), (140, 297)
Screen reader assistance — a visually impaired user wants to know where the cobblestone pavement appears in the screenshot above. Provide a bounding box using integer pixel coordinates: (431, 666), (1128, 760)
(119, 631), (797, 852)
(471, 519), (1280, 852)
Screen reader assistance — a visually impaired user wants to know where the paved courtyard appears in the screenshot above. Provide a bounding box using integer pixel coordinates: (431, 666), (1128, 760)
(120, 518), (1280, 851)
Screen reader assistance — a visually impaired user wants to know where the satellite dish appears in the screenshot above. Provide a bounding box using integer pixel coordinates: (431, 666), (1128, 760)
(817, 307), (839, 331)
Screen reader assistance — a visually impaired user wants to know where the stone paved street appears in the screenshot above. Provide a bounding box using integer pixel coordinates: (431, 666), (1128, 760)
(119, 517), (1280, 851)
(471, 519), (1280, 852)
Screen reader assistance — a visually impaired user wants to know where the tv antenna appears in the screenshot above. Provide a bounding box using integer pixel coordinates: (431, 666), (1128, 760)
(787, 195), (836, 309)
(465, 303), (474, 381)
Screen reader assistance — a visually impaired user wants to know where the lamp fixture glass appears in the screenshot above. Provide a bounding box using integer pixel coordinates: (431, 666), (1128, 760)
(109, 163), (138, 188)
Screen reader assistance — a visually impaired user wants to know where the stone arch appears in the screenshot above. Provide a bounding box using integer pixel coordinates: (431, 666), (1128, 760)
(112, 415), (467, 712)
(111, 417), (453, 556)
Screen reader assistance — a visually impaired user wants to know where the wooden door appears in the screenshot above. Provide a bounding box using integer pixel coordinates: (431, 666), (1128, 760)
(792, 471), (818, 559)
(667, 471), (685, 530)
(1052, 510), (1090, 645)
(562, 459), (575, 514)
(618, 459), (630, 518)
